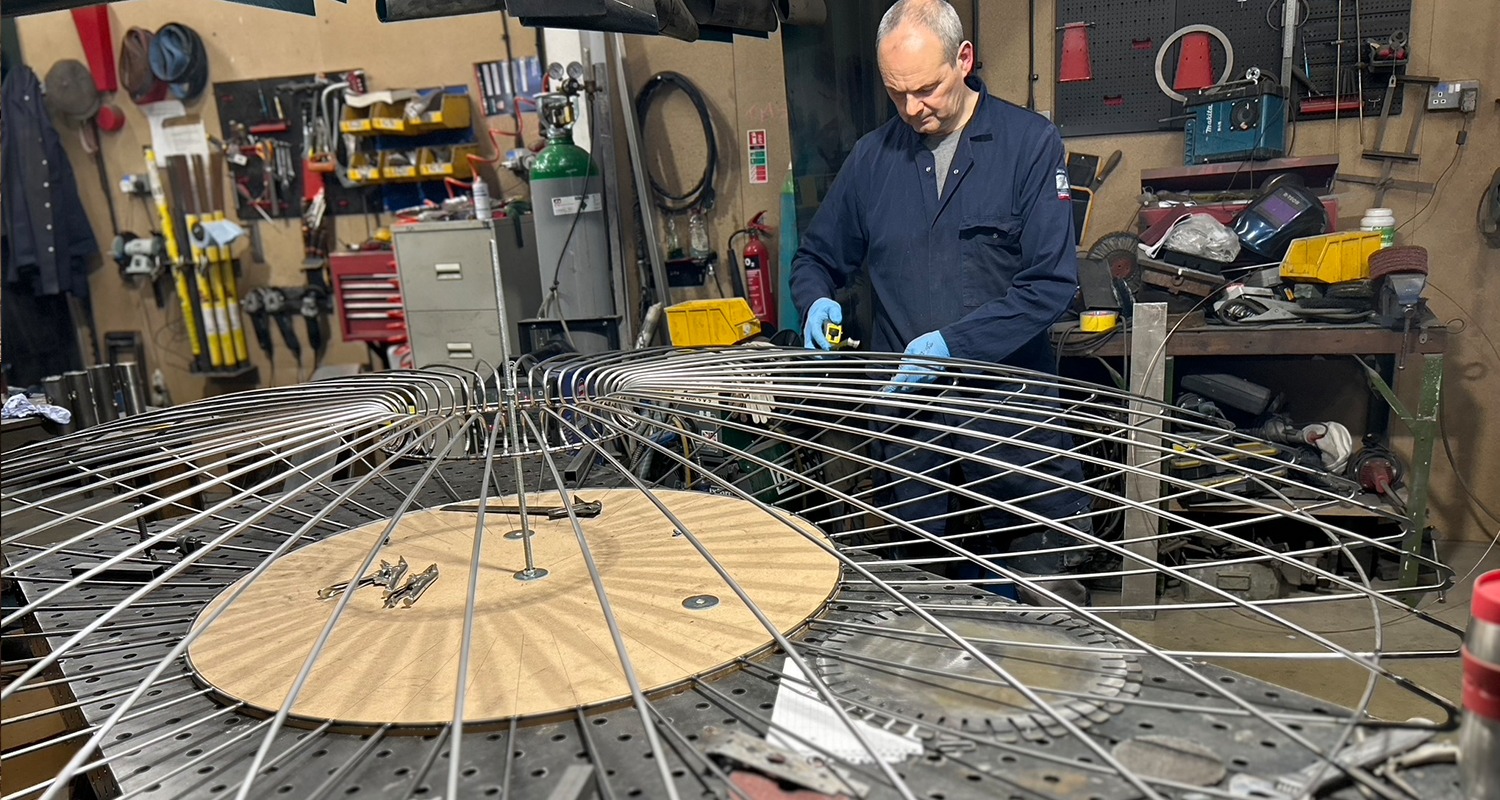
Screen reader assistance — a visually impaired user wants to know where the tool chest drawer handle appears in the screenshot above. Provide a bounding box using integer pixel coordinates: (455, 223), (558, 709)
(434, 263), (462, 280)
(446, 342), (474, 358)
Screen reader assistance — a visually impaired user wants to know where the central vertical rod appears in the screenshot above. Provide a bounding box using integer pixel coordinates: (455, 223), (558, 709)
(488, 227), (545, 580)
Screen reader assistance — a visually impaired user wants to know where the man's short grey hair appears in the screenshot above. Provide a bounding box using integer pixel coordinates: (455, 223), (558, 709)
(877, 0), (965, 63)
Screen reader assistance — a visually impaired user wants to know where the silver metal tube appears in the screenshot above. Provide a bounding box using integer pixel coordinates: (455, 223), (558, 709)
(61, 370), (97, 428)
(87, 363), (119, 422)
(116, 360), (146, 415)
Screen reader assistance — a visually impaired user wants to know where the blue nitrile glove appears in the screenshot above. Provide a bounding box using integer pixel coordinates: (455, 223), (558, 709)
(885, 330), (949, 392)
(803, 297), (842, 350)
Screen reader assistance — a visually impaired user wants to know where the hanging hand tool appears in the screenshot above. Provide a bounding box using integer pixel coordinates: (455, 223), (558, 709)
(186, 209), (225, 368)
(242, 287), (276, 378)
(299, 286), (327, 371)
(276, 142), (295, 208)
(260, 139), (279, 216)
(440, 499), (603, 519)
(262, 287), (303, 381)
(206, 147), (250, 365)
(145, 149), (203, 363)
(1090, 150), (1122, 191)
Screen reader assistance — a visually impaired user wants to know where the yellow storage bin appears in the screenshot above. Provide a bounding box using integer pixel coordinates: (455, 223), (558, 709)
(418, 144), (479, 178)
(338, 105), (372, 134)
(1280, 232), (1383, 283)
(407, 90), (471, 132)
(345, 152), (383, 184)
(380, 151), (420, 181)
(666, 298), (761, 347)
(369, 100), (409, 133)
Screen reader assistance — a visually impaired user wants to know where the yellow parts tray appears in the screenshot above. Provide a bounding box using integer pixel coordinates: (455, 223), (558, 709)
(345, 152), (382, 184)
(338, 105), (372, 133)
(1280, 231), (1384, 283)
(666, 298), (762, 347)
(380, 150), (420, 182)
(357, 90), (472, 135)
(419, 144), (479, 178)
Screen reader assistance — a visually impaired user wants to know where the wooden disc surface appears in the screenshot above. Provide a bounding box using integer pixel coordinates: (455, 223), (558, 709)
(187, 489), (840, 728)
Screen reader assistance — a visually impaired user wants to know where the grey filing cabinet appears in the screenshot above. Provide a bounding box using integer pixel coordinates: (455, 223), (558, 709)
(391, 216), (542, 369)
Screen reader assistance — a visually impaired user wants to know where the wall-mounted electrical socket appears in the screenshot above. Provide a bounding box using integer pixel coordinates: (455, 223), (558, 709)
(1428, 80), (1479, 112)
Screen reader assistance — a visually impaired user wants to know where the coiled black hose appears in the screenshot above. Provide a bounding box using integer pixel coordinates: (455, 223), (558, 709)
(634, 71), (717, 214)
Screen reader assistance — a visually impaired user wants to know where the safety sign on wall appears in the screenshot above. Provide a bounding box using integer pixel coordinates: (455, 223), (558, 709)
(748, 129), (769, 184)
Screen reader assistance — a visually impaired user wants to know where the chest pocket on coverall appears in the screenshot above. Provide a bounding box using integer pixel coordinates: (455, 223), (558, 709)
(958, 214), (1022, 308)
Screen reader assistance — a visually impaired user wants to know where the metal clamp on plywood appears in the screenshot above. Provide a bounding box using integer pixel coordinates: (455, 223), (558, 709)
(318, 556), (409, 601)
(383, 563), (440, 609)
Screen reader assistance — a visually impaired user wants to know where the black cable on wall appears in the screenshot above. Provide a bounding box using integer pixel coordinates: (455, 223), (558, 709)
(634, 71), (718, 215)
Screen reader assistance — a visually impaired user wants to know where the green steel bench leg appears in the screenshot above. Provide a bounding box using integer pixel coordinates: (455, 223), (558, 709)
(1358, 353), (1444, 591)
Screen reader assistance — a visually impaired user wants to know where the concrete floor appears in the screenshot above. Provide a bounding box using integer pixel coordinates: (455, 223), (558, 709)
(1121, 540), (1499, 723)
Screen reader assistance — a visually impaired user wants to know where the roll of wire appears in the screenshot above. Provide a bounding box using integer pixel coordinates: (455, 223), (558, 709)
(635, 72), (718, 214)
(148, 23), (208, 103)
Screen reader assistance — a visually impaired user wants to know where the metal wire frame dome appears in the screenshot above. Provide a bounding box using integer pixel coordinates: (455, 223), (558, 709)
(1, 347), (1462, 800)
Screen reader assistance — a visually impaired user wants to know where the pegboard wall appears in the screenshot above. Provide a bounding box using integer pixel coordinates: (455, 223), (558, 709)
(1054, 0), (1412, 138)
(214, 76), (383, 220)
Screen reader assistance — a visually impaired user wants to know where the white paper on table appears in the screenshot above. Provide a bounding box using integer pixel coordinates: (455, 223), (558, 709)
(142, 101), (210, 166)
(767, 658), (923, 764)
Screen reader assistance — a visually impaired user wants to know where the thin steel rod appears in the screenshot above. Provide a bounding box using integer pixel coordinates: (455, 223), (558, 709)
(556, 399), (1446, 794)
(303, 725), (390, 800)
(585, 394), (1451, 637)
(2, 415), (433, 698)
(0, 689), (222, 763)
(445, 399), (507, 800)
(522, 411), (684, 800)
(27, 418), (453, 800)
(399, 725), (451, 800)
(541, 405), (924, 800)
(644, 703), (752, 800)
(226, 415), (481, 800)
(574, 708), (620, 800)
(0, 674), (193, 728)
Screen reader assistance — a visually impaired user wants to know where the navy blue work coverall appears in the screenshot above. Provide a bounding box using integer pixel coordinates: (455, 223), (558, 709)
(791, 77), (1090, 577)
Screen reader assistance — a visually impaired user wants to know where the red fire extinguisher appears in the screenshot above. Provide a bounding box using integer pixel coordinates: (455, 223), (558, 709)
(734, 211), (775, 328)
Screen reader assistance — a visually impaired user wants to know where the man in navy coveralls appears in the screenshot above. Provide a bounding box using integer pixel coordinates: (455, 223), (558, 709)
(792, 0), (1093, 604)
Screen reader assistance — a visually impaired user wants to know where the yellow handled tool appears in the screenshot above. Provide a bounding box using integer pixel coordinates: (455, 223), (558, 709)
(214, 210), (250, 362)
(144, 149), (202, 359)
(823, 322), (861, 350)
(186, 213), (224, 368)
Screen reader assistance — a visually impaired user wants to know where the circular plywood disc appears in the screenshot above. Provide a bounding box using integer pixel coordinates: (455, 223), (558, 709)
(187, 489), (840, 728)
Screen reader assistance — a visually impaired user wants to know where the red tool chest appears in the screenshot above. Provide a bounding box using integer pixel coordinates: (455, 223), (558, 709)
(330, 252), (407, 344)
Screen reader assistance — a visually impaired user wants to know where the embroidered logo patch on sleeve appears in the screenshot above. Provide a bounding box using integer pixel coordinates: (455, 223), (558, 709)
(1055, 168), (1072, 201)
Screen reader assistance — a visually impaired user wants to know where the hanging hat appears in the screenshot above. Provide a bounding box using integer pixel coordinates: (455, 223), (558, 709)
(44, 59), (101, 122)
(119, 27), (169, 105)
(148, 23), (209, 103)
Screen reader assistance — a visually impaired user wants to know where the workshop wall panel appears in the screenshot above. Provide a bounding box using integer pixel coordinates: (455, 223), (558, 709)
(14, 1), (540, 405)
(1002, 0), (1499, 540)
(1053, 0), (1414, 136)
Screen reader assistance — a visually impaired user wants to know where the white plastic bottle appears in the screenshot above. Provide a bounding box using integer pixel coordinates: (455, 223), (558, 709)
(472, 177), (491, 220)
(1360, 207), (1396, 247)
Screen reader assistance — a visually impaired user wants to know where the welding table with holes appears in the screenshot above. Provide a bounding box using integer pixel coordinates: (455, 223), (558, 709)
(1, 458), (1464, 800)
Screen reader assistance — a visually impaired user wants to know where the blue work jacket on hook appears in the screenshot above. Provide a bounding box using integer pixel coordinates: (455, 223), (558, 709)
(791, 76), (1078, 375)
